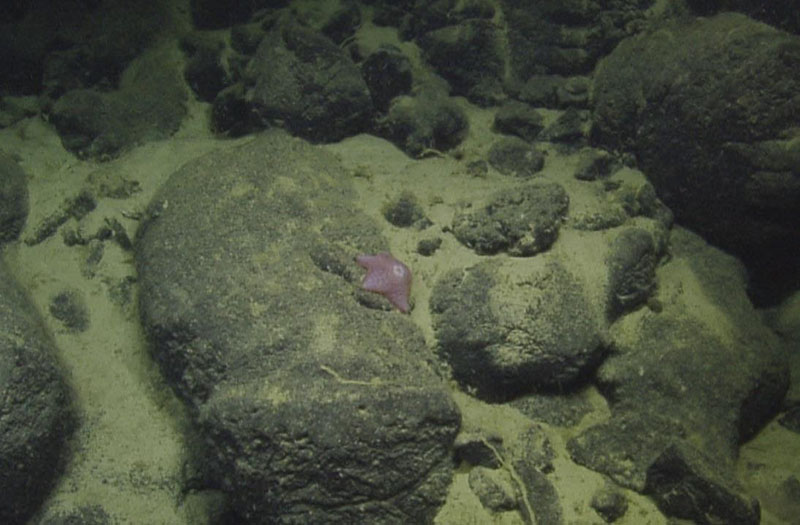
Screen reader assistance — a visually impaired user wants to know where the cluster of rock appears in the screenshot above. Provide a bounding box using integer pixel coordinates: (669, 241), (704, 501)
(1, 0), (799, 523)
(0, 155), (74, 523)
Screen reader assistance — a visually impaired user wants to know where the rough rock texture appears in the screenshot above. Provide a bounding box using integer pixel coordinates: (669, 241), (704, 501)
(430, 152), (786, 522)
(452, 181), (568, 256)
(493, 101), (545, 142)
(432, 165), (673, 404)
(501, 0), (651, 83)
(49, 48), (187, 160)
(644, 442), (760, 525)
(568, 228), (789, 496)
(539, 107), (589, 144)
(487, 136), (546, 178)
(242, 21), (373, 142)
(0, 152), (29, 243)
(592, 12), (800, 304)
(573, 147), (613, 181)
(361, 45), (413, 113)
(387, 0), (496, 42)
(0, 260), (75, 524)
(370, 0), (648, 108)
(181, 32), (231, 103)
(23, 190), (96, 247)
(418, 19), (505, 106)
(135, 131), (460, 524)
(456, 421), (562, 523)
(606, 227), (658, 319)
(374, 86), (469, 157)
(37, 504), (113, 525)
(431, 258), (605, 401)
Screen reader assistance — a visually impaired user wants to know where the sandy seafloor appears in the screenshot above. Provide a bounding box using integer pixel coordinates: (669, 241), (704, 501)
(1, 58), (799, 525)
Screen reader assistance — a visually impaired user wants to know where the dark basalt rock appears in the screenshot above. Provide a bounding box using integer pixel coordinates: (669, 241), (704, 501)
(431, 259), (605, 401)
(418, 19), (505, 106)
(569, 229), (789, 499)
(48, 49), (187, 160)
(493, 101), (545, 142)
(539, 107), (589, 145)
(135, 131), (460, 523)
(0, 152), (29, 243)
(361, 45), (413, 113)
(181, 32), (232, 103)
(606, 228), (658, 319)
(645, 442), (760, 525)
(592, 12), (800, 304)
(1, 0), (172, 96)
(0, 261), (75, 524)
(502, 0), (649, 80)
(242, 21), (373, 143)
(375, 87), (469, 157)
(487, 136), (546, 178)
(452, 181), (568, 256)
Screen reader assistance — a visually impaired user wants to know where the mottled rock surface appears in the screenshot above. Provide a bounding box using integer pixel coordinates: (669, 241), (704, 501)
(0, 152), (28, 243)
(592, 13), (800, 303)
(243, 22), (373, 142)
(0, 260), (75, 524)
(135, 131), (460, 523)
(49, 48), (187, 160)
(569, 229), (788, 495)
(452, 181), (568, 256)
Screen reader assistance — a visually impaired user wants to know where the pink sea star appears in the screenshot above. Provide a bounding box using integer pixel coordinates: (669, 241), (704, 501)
(356, 252), (412, 313)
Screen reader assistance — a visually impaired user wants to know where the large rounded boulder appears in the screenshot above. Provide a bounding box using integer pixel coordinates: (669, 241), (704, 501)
(592, 12), (800, 303)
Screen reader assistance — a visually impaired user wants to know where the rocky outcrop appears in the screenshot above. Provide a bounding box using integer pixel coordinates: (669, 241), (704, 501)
(242, 21), (374, 142)
(592, 12), (800, 304)
(0, 260), (75, 524)
(48, 48), (187, 160)
(135, 131), (460, 523)
(568, 227), (788, 521)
